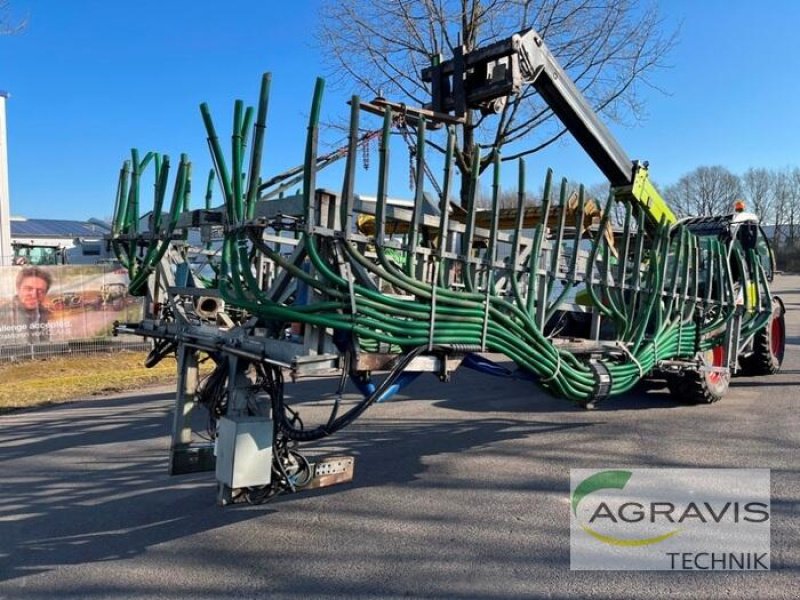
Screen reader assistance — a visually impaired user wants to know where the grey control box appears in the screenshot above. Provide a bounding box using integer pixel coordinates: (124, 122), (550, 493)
(215, 416), (273, 488)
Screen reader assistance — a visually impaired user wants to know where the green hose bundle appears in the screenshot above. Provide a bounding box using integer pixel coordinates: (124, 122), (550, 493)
(111, 149), (190, 296)
(115, 72), (775, 405)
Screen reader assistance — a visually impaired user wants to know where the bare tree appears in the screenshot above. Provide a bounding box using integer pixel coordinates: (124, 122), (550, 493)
(741, 167), (772, 223)
(317, 0), (677, 203)
(663, 166), (741, 218)
(770, 169), (790, 248)
(0, 1), (26, 35)
(786, 167), (800, 248)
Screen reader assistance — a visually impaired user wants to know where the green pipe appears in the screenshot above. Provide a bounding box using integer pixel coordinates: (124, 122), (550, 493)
(302, 78), (324, 232)
(340, 95), (360, 238)
(406, 117), (426, 277)
(231, 100), (245, 224)
(246, 73), (271, 220)
(200, 102), (234, 223)
(375, 108), (392, 243)
(436, 126), (455, 288)
(205, 169), (215, 210)
(544, 183), (585, 324)
(527, 168), (553, 313)
(461, 144), (481, 293)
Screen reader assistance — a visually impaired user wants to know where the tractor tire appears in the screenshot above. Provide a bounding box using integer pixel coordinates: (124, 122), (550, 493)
(667, 345), (730, 405)
(739, 298), (785, 376)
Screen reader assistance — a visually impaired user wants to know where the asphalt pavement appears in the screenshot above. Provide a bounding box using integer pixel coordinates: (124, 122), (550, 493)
(1, 276), (798, 600)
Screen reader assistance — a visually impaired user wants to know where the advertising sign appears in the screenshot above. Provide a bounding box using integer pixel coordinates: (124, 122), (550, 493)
(570, 468), (771, 570)
(0, 265), (143, 346)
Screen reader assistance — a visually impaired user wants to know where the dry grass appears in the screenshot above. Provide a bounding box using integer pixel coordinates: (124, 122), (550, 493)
(0, 351), (179, 412)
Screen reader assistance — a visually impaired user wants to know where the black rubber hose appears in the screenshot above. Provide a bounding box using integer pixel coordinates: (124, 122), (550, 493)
(272, 345), (429, 442)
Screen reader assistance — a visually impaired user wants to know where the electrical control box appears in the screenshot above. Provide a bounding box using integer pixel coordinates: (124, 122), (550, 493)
(215, 415), (273, 488)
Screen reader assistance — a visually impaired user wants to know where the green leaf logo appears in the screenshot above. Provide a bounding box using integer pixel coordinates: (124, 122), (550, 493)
(572, 470), (632, 516)
(572, 470), (680, 547)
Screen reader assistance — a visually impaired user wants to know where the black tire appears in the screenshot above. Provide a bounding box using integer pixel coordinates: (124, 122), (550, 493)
(739, 298), (785, 376)
(667, 346), (730, 405)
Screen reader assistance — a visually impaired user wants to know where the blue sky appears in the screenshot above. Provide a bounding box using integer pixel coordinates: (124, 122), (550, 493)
(1, 0), (799, 220)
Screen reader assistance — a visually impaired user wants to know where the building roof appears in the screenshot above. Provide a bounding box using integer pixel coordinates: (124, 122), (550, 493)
(10, 218), (111, 239)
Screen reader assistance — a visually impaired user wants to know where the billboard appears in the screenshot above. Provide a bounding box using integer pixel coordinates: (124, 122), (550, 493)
(0, 265), (143, 346)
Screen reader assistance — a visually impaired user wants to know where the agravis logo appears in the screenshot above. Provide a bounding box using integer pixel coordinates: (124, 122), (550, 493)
(569, 468), (771, 571)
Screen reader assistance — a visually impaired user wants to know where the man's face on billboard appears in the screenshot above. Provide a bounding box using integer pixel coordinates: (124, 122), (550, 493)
(18, 276), (49, 310)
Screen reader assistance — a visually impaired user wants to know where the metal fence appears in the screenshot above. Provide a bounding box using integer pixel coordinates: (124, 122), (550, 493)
(0, 336), (151, 362)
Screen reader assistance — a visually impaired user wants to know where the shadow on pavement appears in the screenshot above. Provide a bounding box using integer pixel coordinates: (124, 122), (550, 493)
(0, 384), (599, 585)
(0, 392), (265, 583)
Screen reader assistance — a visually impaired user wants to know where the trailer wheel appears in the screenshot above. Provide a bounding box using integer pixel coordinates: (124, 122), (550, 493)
(739, 298), (785, 376)
(667, 345), (730, 404)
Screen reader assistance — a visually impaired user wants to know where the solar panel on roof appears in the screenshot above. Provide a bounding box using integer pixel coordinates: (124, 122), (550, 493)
(10, 219), (111, 238)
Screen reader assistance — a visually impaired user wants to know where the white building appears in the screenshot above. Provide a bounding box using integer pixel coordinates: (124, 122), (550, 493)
(10, 217), (114, 265)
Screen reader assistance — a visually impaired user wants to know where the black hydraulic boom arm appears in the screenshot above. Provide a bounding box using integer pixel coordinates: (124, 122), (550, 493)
(422, 28), (676, 224)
